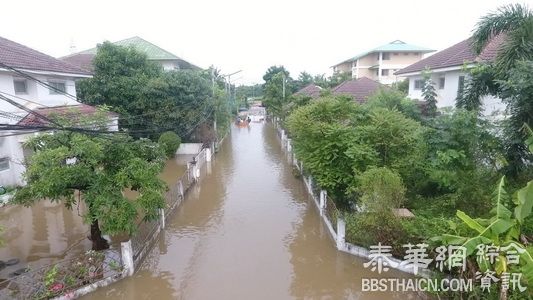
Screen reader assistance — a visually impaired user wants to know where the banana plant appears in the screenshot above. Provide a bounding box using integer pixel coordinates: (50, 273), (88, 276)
(433, 124), (533, 297)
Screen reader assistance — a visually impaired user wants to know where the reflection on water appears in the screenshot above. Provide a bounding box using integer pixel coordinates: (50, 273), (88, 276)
(84, 122), (418, 299)
(0, 156), (189, 279)
(0, 201), (90, 277)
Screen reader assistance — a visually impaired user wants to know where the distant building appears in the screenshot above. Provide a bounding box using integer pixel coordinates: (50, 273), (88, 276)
(0, 36), (117, 186)
(331, 77), (382, 103)
(294, 84), (322, 98)
(61, 36), (200, 72)
(332, 40), (434, 84)
(395, 36), (505, 116)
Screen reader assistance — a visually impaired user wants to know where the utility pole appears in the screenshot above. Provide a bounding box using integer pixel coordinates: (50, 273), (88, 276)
(282, 73), (286, 100)
(222, 70), (242, 113)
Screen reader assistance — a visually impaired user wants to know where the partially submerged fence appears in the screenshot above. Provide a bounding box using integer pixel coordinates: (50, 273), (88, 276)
(0, 147), (214, 300)
(124, 147), (210, 275)
(273, 119), (430, 277)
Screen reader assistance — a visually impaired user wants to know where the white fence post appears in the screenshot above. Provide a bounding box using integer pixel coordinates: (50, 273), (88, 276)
(206, 148), (212, 162)
(121, 240), (135, 276)
(287, 139), (292, 152)
(178, 180), (184, 198)
(319, 190), (327, 212)
(160, 208), (165, 229)
(308, 176), (313, 194)
(336, 217), (346, 250)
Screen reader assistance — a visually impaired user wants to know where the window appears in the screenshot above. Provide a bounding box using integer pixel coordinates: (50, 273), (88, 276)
(375, 69), (379, 76)
(403, 52), (409, 56)
(458, 76), (465, 93)
(393, 52), (399, 56)
(381, 69), (389, 76)
(0, 157), (9, 171)
(48, 81), (66, 94)
(13, 79), (28, 94)
(414, 79), (424, 90)
(382, 53), (391, 60)
(438, 77), (445, 89)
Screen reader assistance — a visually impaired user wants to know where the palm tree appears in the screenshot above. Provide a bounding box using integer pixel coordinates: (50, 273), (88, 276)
(471, 3), (533, 77)
(460, 4), (533, 177)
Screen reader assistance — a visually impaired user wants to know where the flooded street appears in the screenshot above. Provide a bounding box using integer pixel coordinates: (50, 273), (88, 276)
(84, 122), (415, 300)
(0, 157), (189, 278)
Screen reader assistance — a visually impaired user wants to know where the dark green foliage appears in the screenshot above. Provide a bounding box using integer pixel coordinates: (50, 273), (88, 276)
(461, 3), (533, 177)
(423, 109), (503, 213)
(421, 71), (438, 117)
(158, 131), (181, 158)
(499, 61), (533, 175)
(13, 112), (167, 250)
(364, 88), (422, 121)
(287, 96), (366, 203)
(357, 167), (405, 211)
(77, 42), (214, 140)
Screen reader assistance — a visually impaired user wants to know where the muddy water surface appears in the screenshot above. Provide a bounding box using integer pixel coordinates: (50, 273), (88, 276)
(84, 122), (417, 300)
(0, 157), (188, 278)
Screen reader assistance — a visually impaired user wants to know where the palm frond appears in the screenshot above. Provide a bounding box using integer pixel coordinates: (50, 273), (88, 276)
(471, 3), (532, 54)
(494, 17), (533, 75)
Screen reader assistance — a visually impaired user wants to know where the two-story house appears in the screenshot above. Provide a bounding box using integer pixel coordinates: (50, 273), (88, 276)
(394, 35), (505, 116)
(0, 36), (117, 187)
(332, 40), (434, 84)
(61, 36), (201, 72)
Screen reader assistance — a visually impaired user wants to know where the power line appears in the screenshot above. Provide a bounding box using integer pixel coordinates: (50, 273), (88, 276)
(0, 62), (220, 139)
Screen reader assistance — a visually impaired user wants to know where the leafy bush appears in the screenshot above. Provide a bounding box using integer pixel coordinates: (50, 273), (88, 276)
(158, 131), (181, 158)
(356, 167), (405, 210)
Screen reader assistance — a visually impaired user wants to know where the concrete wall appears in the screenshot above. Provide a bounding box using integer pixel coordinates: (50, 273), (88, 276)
(176, 143), (203, 155)
(0, 133), (30, 186)
(158, 60), (179, 71)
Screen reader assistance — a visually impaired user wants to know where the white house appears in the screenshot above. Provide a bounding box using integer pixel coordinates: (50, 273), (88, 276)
(395, 36), (506, 116)
(0, 36), (117, 187)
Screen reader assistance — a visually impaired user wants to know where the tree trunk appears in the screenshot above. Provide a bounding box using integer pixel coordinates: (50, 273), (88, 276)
(90, 219), (109, 251)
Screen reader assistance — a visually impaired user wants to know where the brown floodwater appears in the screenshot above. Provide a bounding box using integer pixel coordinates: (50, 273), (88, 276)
(83, 122), (418, 300)
(0, 156), (189, 278)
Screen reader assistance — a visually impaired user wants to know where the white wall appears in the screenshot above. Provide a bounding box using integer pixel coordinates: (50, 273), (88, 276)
(159, 60), (179, 71)
(0, 71), (79, 113)
(0, 132), (32, 186)
(406, 69), (505, 116)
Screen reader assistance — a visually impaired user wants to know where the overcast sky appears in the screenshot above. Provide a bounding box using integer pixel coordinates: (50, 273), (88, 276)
(0, 0), (525, 85)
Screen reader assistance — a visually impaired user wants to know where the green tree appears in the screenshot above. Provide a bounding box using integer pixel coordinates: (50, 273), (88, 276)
(77, 42), (215, 141)
(460, 3), (533, 176)
(327, 71), (351, 88)
(262, 65), (290, 83)
(287, 96), (371, 203)
(294, 71), (314, 91)
(158, 131), (181, 158)
(13, 111), (167, 250)
(364, 88), (421, 121)
(472, 4), (533, 78)
(421, 70), (438, 117)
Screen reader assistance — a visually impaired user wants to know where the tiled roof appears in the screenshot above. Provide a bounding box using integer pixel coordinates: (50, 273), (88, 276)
(0, 36), (91, 76)
(60, 53), (95, 72)
(17, 104), (117, 126)
(61, 36), (201, 71)
(295, 84), (322, 98)
(335, 40), (435, 66)
(332, 77), (382, 103)
(395, 35), (505, 75)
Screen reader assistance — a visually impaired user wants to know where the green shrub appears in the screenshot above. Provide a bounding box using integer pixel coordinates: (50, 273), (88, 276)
(356, 167), (406, 210)
(158, 131), (181, 158)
